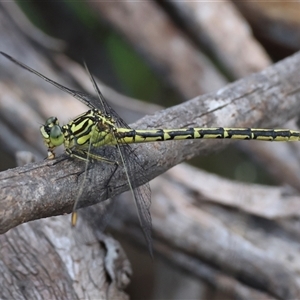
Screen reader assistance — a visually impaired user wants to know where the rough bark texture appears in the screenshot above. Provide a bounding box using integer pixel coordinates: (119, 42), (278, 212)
(2, 50), (300, 234)
(1, 2), (300, 299)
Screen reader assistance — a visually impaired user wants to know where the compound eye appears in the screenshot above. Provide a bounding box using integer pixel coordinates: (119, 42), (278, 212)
(45, 117), (58, 126)
(50, 125), (64, 146)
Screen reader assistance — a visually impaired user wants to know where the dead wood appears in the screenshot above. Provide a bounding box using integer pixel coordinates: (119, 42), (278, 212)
(87, 1), (227, 99)
(2, 50), (300, 235)
(0, 215), (131, 300)
(161, 1), (271, 78)
(110, 165), (300, 299)
(1, 50), (300, 299)
(2, 3), (300, 299)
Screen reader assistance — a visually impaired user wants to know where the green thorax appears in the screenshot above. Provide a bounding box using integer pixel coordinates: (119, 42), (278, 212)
(40, 109), (117, 158)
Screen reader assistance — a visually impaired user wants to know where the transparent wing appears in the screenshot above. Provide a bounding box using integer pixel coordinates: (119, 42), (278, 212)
(117, 143), (152, 256)
(1, 51), (153, 254)
(0, 51), (104, 110)
(85, 68), (153, 255)
(85, 140), (152, 255)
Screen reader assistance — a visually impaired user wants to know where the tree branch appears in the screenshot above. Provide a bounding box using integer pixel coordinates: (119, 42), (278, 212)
(1, 4), (300, 299)
(2, 50), (300, 235)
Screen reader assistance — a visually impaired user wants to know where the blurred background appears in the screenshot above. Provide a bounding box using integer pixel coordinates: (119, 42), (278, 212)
(1, 1), (300, 299)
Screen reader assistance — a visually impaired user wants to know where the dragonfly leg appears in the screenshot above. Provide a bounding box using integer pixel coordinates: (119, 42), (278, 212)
(103, 161), (119, 199)
(68, 148), (120, 225)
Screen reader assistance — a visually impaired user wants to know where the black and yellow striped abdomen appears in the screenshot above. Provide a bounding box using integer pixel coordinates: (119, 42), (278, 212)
(44, 107), (300, 152)
(114, 127), (300, 144)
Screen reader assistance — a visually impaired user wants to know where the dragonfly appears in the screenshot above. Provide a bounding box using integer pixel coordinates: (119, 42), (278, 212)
(2, 51), (300, 256)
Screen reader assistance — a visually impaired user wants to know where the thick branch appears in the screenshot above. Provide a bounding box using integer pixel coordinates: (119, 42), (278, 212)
(110, 165), (300, 300)
(0, 216), (131, 300)
(2, 51), (300, 235)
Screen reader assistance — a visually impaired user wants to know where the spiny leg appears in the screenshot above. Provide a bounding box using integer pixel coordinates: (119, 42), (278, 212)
(103, 160), (119, 200)
(70, 148), (120, 226)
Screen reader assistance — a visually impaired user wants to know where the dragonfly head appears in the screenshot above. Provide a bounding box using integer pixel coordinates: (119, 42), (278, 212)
(40, 117), (64, 159)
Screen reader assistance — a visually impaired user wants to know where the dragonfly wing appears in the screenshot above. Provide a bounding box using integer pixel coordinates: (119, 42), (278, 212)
(117, 143), (153, 256)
